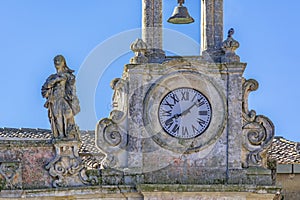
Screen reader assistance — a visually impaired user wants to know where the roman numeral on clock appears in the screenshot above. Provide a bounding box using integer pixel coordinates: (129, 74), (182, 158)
(181, 91), (189, 101)
(197, 118), (206, 127)
(165, 118), (174, 129)
(160, 109), (172, 116)
(199, 111), (208, 115)
(192, 125), (200, 134)
(162, 100), (174, 109)
(169, 93), (179, 104)
(196, 98), (205, 107)
(182, 126), (189, 135)
(172, 124), (179, 134)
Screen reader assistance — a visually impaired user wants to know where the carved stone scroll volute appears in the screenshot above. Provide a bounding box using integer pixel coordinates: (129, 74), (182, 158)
(242, 78), (274, 168)
(95, 78), (129, 168)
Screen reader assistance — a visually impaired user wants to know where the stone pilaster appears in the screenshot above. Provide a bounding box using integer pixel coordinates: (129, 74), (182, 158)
(201, 0), (224, 53)
(222, 63), (246, 170)
(142, 0), (165, 63)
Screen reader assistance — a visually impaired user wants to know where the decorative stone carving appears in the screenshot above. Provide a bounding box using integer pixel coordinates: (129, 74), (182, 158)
(221, 28), (240, 63)
(45, 141), (83, 187)
(130, 38), (148, 64)
(110, 78), (128, 122)
(242, 78), (274, 168)
(41, 55), (81, 141)
(45, 140), (99, 187)
(96, 78), (129, 168)
(0, 162), (20, 189)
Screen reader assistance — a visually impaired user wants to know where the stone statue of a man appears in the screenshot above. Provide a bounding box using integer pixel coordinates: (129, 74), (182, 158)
(42, 55), (80, 140)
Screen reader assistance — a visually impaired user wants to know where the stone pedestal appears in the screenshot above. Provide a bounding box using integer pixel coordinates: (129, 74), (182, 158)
(45, 140), (84, 187)
(45, 140), (101, 188)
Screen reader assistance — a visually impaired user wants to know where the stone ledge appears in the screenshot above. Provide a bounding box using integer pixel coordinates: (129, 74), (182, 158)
(0, 185), (141, 199)
(0, 184), (281, 199)
(136, 184), (280, 194)
(246, 167), (272, 175)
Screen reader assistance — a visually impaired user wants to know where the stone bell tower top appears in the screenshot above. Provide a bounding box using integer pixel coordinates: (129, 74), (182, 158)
(141, 0), (224, 61)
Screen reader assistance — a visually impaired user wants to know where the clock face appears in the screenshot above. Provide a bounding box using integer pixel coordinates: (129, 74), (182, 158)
(158, 88), (212, 139)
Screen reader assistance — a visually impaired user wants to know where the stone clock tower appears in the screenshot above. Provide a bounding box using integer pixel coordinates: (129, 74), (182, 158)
(96, 0), (278, 198)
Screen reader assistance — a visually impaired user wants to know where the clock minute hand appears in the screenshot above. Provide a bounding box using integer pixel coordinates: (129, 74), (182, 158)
(165, 103), (196, 126)
(180, 103), (196, 117)
(164, 102), (197, 126)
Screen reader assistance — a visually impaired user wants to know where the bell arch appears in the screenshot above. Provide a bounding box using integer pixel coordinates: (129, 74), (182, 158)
(141, 0), (224, 59)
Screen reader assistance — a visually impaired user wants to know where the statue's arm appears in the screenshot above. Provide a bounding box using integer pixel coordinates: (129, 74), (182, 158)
(42, 75), (54, 98)
(41, 74), (67, 98)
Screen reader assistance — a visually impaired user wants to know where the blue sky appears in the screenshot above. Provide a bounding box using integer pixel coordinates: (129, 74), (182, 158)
(1, 1), (300, 142)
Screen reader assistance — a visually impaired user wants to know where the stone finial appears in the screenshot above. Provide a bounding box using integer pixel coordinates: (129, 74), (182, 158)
(130, 38), (148, 64)
(221, 28), (240, 62)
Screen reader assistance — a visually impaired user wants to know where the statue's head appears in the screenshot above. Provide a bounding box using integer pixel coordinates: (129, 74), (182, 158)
(53, 55), (74, 73)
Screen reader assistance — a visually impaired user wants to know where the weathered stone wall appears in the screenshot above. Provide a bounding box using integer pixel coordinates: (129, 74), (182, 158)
(0, 140), (54, 189)
(277, 173), (300, 200)
(123, 60), (230, 183)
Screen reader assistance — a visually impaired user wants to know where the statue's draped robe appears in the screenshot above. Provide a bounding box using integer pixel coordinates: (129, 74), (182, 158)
(42, 72), (80, 139)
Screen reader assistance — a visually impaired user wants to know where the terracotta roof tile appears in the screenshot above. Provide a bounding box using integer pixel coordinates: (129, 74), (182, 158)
(79, 130), (105, 169)
(0, 128), (52, 140)
(268, 136), (300, 164)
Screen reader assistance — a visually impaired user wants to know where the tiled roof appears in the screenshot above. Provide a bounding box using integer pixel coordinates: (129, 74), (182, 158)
(79, 130), (105, 169)
(79, 130), (102, 154)
(0, 128), (52, 140)
(268, 136), (300, 164)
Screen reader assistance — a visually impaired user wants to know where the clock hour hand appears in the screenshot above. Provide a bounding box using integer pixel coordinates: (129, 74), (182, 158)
(165, 113), (180, 126)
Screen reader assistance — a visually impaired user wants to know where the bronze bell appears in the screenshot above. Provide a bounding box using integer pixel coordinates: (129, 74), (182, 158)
(167, 0), (194, 24)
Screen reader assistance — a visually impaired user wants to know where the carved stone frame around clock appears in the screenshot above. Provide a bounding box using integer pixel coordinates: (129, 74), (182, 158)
(143, 70), (227, 154)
